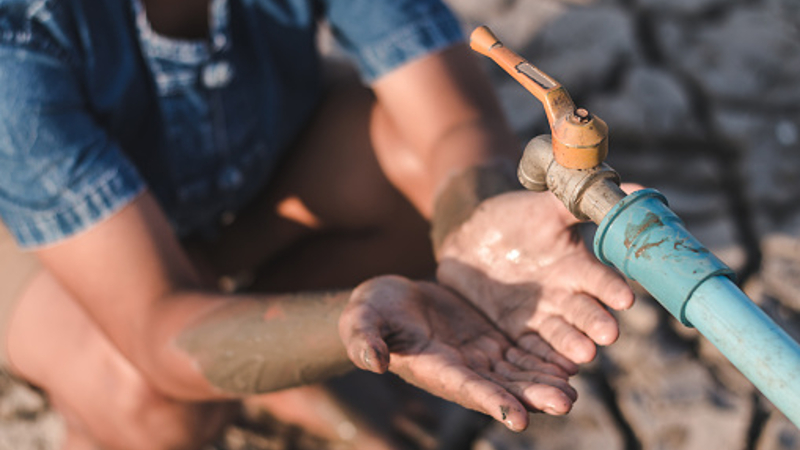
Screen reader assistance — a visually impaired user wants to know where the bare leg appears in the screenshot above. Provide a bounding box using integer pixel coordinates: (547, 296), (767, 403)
(243, 384), (410, 450)
(193, 65), (435, 291)
(4, 65), (439, 450)
(7, 272), (237, 450)
(192, 69), (441, 448)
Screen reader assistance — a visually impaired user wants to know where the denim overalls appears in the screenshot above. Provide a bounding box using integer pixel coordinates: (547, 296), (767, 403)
(0, 0), (463, 247)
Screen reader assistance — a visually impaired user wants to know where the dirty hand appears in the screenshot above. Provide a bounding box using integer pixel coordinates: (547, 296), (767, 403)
(436, 190), (635, 370)
(339, 275), (577, 432)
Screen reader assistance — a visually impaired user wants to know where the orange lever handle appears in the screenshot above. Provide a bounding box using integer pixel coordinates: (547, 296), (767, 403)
(470, 26), (561, 106)
(470, 26), (609, 170)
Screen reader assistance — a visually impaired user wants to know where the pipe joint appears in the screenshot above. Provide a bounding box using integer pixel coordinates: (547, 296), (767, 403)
(593, 189), (735, 325)
(518, 135), (623, 223)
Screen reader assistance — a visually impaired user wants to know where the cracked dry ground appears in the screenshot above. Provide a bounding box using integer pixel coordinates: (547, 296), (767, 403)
(2, 0), (800, 449)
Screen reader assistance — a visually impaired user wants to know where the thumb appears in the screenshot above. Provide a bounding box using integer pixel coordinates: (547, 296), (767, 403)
(550, 183), (646, 225)
(621, 182), (645, 194)
(339, 304), (390, 374)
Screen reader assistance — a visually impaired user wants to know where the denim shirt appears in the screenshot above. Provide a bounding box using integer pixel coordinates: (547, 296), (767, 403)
(0, 0), (463, 248)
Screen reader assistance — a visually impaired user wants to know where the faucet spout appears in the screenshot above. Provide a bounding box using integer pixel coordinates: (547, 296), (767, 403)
(518, 135), (624, 223)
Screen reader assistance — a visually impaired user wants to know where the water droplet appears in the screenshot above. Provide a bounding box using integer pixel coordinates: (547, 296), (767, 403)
(505, 249), (521, 263)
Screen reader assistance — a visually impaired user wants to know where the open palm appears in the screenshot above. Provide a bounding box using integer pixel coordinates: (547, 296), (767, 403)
(339, 275), (577, 431)
(437, 190), (635, 368)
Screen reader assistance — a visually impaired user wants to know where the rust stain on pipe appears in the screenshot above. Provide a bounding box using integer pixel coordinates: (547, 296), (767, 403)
(624, 212), (663, 249)
(635, 238), (667, 259)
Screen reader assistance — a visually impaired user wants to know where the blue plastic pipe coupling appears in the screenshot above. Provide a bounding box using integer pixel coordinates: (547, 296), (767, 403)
(594, 189), (800, 426)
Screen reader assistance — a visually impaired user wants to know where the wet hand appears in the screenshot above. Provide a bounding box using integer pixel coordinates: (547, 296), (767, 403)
(436, 190), (635, 368)
(339, 275), (577, 432)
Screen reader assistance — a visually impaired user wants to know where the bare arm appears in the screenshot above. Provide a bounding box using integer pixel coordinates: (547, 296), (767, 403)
(372, 43), (634, 366)
(36, 193), (353, 401)
(371, 43), (521, 224)
(34, 191), (578, 430)
(29, 45), (527, 402)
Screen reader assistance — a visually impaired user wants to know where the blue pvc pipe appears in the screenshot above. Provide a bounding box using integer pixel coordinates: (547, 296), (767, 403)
(594, 189), (800, 426)
(686, 276), (800, 423)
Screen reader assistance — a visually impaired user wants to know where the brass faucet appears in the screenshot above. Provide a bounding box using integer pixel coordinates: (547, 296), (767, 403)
(470, 26), (608, 170)
(470, 26), (625, 223)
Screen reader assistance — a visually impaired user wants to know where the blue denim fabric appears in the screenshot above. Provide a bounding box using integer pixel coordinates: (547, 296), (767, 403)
(0, 0), (463, 248)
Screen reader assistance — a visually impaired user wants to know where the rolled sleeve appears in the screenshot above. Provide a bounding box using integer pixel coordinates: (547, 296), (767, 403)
(322, 0), (464, 83)
(0, 46), (145, 248)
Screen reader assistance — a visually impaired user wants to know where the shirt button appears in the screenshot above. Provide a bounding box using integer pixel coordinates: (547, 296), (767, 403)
(213, 34), (228, 51)
(202, 61), (233, 88)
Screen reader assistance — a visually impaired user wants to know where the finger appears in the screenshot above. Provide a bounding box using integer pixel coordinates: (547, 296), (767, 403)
(561, 293), (620, 346)
(396, 353), (530, 432)
(620, 182), (645, 194)
(504, 382), (575, 415)
(493, 361), (578, 403)
(573, 253), (635, 312)
(537, 316), (597, 364)
(505, 346), (573, 378)
(338, 306), (390, 373)
(354, 328), (390, 373)
(457, 374), (531, 432)
(484, 365), (575, 416)
(514, 335), (579, 375)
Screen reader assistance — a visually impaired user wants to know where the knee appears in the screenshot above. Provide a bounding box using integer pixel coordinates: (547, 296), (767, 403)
(56, 376), (236, 450)
(115, 381), (236, 450)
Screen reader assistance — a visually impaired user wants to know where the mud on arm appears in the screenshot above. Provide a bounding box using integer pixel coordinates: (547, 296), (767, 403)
(36, 192), (354, 401)
(174, 290), (353, 396)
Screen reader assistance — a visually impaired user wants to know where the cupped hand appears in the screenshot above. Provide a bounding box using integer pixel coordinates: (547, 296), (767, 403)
(339, 275), (577, 432)
(436, 189), (636, 368)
